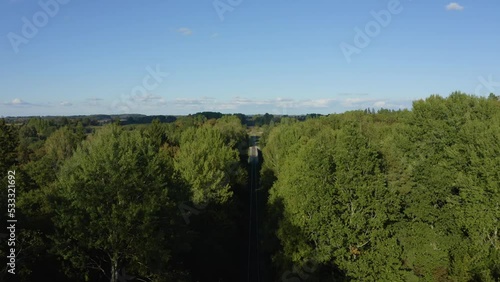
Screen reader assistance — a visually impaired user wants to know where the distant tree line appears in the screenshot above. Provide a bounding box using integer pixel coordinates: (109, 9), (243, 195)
(3, 111), (327, 129)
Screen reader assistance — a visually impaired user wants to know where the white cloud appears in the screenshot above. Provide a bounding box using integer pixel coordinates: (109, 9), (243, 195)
(177, 27), (193, 36)
(446, 3), (464, 11)
(174, 97), (216, 106)
(295, 98), (335, 108)
(341, 97), (377, 107)
(12, 98), (24, 105)
(373, 100), (412, 110)
(60, 101), (72, 106)
(1, 98), (53, 109)
(171, 97), (339, 113)
(109, 93), (168, 113)
(4, 98), (30, 106)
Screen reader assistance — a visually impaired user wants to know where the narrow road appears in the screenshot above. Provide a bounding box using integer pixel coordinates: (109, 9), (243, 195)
(247, 135), (261, 282)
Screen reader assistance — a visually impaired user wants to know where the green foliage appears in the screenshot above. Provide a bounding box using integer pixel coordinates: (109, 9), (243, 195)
(0, 119), (18, 173)
(24, 126), (82, 186)
(51, 125), (185, 280)
(145, 118), (168, 149)
(395, 93), (500, 281)
(5, 92), (500, 281)
(264, 93), (500, 281)
(270, 125), (403, 280)
(174, 126), (239, 205)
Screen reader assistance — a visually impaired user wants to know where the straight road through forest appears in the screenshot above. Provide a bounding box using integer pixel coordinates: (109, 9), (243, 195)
(247, 135), (261, 282)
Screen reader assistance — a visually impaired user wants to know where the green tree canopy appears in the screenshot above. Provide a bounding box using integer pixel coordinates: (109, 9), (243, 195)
(52, 125), (186, 281)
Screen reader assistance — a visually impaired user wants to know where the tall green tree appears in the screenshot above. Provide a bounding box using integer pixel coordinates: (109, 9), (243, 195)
(270, 124), (403, 280)
(394, 93), (500, 281)
(51, 125), (186, 281)
(174, 126), (239, 205)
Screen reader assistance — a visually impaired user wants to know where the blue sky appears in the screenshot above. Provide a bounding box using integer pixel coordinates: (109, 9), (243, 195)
(1, 0), (499, 116)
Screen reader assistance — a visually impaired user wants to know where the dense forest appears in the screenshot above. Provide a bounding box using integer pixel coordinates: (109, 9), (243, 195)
(1, 92), (499, 281)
